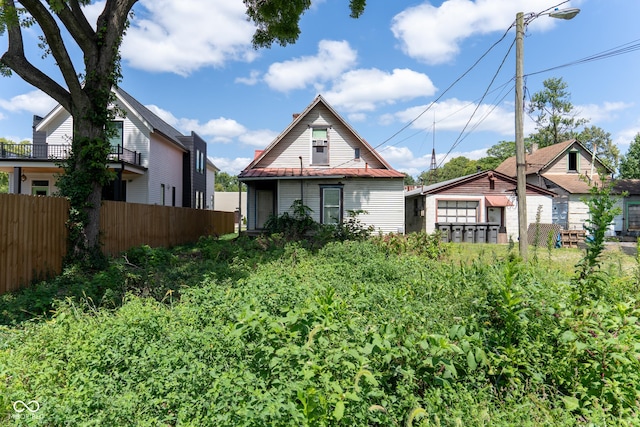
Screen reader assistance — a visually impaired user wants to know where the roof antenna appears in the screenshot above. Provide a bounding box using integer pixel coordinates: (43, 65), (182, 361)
(429, 114), (437, 184)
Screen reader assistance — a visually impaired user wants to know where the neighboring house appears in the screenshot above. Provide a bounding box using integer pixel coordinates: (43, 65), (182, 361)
(238, 95), (405, 234)
(405, 170), (555, 242)
(0, 88), (217, 208)
(612, 180), (640, 238)
(496, 139), (613, 230)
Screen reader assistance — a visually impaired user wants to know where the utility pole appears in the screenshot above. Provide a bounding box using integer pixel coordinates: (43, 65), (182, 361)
(515, 11), (528, 261)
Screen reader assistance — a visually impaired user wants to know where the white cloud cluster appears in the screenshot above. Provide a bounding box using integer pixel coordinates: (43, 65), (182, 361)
(209, 156), (253, 175)
(387, 98), (515, 135)
(0, 90), (57, 115)
(263, 40), (357, 92)
(324, 68), (437, 112)
(391, 0), (573, 64)
(146, 104), (277, 147)
(121, 0), (257, 75)
(377, 145), (489, 177)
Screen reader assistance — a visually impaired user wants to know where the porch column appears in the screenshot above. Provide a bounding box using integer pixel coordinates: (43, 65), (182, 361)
(12, 167), (22, 194)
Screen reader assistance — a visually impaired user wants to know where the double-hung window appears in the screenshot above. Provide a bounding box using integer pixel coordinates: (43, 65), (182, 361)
(320, 185), (343, 225)
(311, 128), (329, 165)
(108, 121), (123, 154)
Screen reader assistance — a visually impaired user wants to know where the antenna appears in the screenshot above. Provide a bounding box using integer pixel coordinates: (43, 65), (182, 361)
(429, 114), (437, 184)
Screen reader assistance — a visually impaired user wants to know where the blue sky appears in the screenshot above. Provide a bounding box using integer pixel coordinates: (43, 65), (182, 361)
(1, 0), (639, 177)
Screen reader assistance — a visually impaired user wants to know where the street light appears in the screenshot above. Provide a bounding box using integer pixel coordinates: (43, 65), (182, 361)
(515, 7), (580, 261)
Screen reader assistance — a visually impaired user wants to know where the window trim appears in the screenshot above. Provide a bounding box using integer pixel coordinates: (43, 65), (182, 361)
(567, 150), (579, 173)
(108, 121), (124, 151)
(320, 184), (343, 225)
(310, 127), (330, 166)
(627, 201), (640, 231)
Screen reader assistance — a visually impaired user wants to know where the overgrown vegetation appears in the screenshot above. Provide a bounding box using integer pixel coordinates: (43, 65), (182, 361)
(1, 227), (638, 425)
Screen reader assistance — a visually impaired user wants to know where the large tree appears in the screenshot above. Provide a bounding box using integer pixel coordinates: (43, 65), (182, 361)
(0, 0), (366, 261)
(619, 133), (640, 179)
(577, 125), (620, 172)
(527, 77), (587, 148)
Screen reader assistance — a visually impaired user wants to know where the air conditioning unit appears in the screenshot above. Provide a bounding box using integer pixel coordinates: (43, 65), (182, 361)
(312, 139), (327, 146)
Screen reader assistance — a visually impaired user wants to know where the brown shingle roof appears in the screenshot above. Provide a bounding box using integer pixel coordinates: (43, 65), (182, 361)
(542, 173), (602, 194)
(495, 139), (576, 177)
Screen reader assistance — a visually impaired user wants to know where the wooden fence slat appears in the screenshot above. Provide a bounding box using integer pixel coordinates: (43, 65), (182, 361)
(0, 194), (234, 294)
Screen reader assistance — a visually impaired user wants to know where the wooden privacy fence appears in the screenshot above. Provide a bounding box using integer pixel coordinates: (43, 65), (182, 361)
(0, 194), (234, 295)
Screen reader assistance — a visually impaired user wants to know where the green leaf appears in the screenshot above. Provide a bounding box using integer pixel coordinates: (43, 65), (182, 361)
(467, 351), (477, 371)
(561, 396), (580, 411)
(333, 400), (345, 421)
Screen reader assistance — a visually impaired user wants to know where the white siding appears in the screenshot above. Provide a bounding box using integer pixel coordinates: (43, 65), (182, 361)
(276, 178), (403, 234)
(125, 174), (149, 204)
(148, 136), (184, 206)
(567, 195), (590, 230)
(119, 110), (151, 168)
(44, 112), (73, 146)
(258, 104), (385, 170)
(422, 193), (552, 241)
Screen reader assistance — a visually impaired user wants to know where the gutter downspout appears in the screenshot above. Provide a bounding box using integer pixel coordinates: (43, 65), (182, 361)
(238, 180), (242, 234)
(299, 156), (304, 202)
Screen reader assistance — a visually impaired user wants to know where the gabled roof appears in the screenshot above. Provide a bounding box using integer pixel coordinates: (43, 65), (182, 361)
(405, 170), (555, 197)
(495, 139), (613, 176)
(35, 87), (187, 151)
(115, 88), (186, 150)
(239, 95), (404, 179)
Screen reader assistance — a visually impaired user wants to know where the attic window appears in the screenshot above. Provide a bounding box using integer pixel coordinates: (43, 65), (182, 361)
(311, 128), (329, 165)
(568, 151), (578, 172)
(354, 147), (361, 160)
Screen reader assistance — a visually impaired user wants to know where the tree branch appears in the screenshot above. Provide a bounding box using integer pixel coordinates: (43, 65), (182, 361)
(56, 0), (96, 56)
(18, 0), (82, 98)
(0, 0), (72, 110)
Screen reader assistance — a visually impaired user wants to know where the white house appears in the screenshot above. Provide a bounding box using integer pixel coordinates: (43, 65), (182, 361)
(0, 88), (217, 208)
(238, 95), (405, 234)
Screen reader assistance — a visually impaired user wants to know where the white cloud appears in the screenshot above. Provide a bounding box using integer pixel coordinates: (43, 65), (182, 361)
(324, 68), (436, 112)
(377, 145), (489, 176)
(575, 101), (633, 123)
(209, 156), (252, 175)
(0, 90), (57, 115)
(147, 104), (277, 147)
(615, 123), (640, 149)
(121, 0), (257, 75)
(391, 0), (574, 64)
(389, 98), (515, 135)
(264, 40), (357, 92)
(235, 70), (262, 86)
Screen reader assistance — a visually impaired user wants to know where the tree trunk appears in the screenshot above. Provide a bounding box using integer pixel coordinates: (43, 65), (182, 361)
(59, 91), (114, 262)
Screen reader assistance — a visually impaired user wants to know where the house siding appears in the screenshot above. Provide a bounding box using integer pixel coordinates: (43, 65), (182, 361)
(148, 135), (184, 206)
(258, 105), (385, 170)
(276, 178), (404, 234)
(543, 144), (601, 177)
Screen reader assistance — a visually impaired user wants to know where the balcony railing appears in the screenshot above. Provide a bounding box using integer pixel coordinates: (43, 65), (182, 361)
(0, 143), (142, 166)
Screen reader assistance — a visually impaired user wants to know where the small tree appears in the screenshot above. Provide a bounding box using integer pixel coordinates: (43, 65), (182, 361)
(573, 176), (623, 302)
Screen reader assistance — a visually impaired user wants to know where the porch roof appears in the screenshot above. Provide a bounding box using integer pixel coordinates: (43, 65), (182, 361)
(239, 167), (404, 180)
